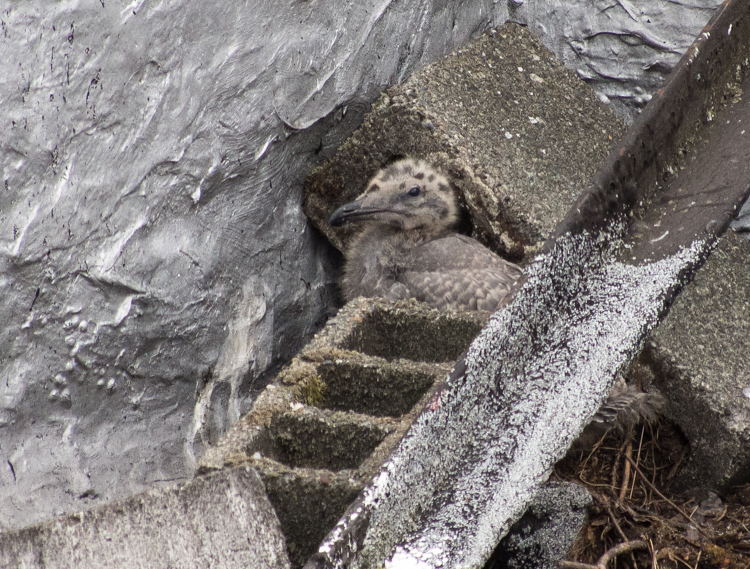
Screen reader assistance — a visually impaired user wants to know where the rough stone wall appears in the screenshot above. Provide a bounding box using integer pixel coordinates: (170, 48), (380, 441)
(0, 0), (512, 532)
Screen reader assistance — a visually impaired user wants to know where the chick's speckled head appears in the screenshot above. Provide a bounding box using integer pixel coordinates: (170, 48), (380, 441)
(329, 159), (458, 232)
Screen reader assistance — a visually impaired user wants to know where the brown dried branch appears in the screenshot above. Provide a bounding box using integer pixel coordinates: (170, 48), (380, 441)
(559, 539), (649, 569)
(606, 504), (639, 567)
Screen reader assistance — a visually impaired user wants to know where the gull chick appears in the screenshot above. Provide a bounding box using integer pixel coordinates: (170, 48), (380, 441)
(329, 158), (523, 312)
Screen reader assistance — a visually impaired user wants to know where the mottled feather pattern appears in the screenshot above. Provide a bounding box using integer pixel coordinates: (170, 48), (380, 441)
(591, 380), (664, 428)
(403, 268), (516, 311)
(330, 158), (523, 313)
(575, 379), (665, 448)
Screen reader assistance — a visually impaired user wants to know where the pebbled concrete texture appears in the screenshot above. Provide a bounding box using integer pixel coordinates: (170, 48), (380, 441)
(489, 482), (592, 569)
(0, 465), (290, 569)
(305, 24), (627, 265)
(646, 231), (750, 492)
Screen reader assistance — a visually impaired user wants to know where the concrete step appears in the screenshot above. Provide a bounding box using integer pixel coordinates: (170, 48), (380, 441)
(197, 298), (485, 566)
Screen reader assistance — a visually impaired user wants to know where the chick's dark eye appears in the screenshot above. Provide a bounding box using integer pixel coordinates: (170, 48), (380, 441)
(408, 186), (420, 197)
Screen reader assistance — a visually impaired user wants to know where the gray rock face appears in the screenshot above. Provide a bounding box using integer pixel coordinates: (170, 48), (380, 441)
(0, 466), (291, 569)
(526, 0), (723, 121)
(0, 0), (524, 534)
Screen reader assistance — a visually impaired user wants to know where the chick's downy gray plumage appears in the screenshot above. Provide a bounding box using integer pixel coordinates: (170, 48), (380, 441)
(329, 159), (523, 312)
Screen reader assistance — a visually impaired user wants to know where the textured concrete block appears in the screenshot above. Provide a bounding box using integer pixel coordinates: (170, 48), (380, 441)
(306, 24), (626, 265)
(197, 297), (476, 566)
(646, 231), (750, 492)
(0, 466), (290, 569)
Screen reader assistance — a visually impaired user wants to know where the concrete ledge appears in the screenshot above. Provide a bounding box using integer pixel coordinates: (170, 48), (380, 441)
(0, 466), (290, 569)
(646, 231), (750, 492)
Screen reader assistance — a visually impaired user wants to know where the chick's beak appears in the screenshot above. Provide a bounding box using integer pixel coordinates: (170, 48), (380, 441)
(329, 198), (368, 227)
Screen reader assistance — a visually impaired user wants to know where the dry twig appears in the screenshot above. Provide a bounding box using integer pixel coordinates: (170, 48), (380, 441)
(630, 425), (645, 501)
(620, 440), (633, 502)
(625, 456), (711, 538)
(559, 540), (649, 569)
(660, 548), (695, 569)
(605, 504), (638, 567)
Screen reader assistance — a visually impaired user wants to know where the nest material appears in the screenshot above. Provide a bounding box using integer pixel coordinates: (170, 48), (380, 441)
(553, 418), (750, 569)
